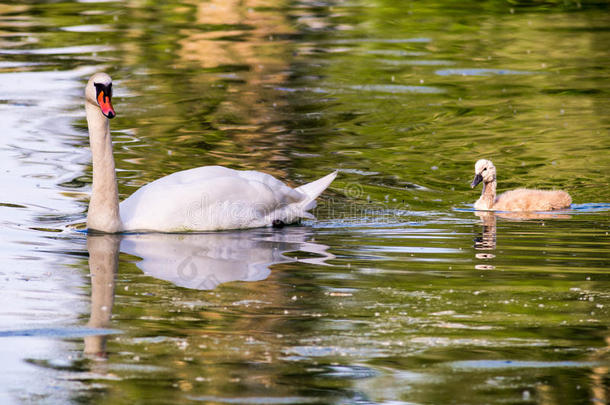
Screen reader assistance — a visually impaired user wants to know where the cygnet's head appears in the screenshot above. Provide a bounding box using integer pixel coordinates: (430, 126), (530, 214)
(471, 159), (496, 188)
(86, 72), (115, 119)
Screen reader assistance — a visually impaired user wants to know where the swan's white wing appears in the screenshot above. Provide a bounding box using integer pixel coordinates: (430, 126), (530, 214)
(119, 166), (308, 231)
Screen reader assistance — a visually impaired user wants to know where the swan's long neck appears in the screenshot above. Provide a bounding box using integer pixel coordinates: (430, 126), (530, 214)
(479, 179), (497, 210)
(86, 102), (122, 232)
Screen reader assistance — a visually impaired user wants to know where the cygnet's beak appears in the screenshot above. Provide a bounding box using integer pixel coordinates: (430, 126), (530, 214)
(471, 173), (483, 188)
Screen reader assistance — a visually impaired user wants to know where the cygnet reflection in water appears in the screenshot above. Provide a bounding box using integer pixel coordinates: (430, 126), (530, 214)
(473, 210), (572, 270)
(120, 227), (335, 290)
(474, 212), (497, 270)
(474, 211), (497, 251)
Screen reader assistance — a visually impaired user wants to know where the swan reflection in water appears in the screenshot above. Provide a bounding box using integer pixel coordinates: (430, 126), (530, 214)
(120, 228), (334, 290)
(84, 228), (334, 357)
(84, 234), (119, 357)
(473, 210), (572, 270)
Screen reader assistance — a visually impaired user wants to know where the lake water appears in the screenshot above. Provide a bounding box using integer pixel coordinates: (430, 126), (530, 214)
(1, 0), (609, 404)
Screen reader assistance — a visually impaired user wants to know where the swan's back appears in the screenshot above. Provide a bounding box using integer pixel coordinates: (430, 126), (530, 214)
(494, 188), (572, 211)
(119, 166), (335, 232)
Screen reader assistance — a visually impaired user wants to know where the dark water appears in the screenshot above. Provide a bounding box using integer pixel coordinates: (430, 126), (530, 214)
(1, 0), (609, 404)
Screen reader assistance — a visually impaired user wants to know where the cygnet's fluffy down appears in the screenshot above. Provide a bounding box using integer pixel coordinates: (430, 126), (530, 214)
(471, 159), (571, 211)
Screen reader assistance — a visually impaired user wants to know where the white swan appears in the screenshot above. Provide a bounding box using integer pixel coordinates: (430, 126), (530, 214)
(85, 73), (337, 232)
(471, 159), (571, 211)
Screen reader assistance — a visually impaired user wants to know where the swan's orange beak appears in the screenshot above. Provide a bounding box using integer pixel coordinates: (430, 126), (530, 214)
(97, 90), (115, 119)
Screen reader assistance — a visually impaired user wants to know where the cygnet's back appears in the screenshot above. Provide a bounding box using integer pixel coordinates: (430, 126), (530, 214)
(494, 188), (572, 211)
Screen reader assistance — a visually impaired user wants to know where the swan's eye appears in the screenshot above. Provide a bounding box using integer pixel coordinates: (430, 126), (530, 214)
(94, 83), (111, 99)
(483, 168), (487, 171)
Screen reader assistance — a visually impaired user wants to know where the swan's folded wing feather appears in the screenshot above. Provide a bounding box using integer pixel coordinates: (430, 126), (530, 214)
(140, 165), (239, 186)
(119, 168), (307, 231)
(137, 166), (304, 203)
(237, 170), (304, 203)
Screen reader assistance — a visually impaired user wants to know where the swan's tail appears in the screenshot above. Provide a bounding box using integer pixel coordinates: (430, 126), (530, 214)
(296, 171), (338, 212)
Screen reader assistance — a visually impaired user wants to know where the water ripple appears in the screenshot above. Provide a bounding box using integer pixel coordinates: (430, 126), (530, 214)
(349, 84), (445, 94)
(0, 45), (114, 55)
(435, 68), (534, 76)
(448, 360), (603, 370)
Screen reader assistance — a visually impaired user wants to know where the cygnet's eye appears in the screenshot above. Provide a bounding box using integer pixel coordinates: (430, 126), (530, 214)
(483, 168), (487, 171)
